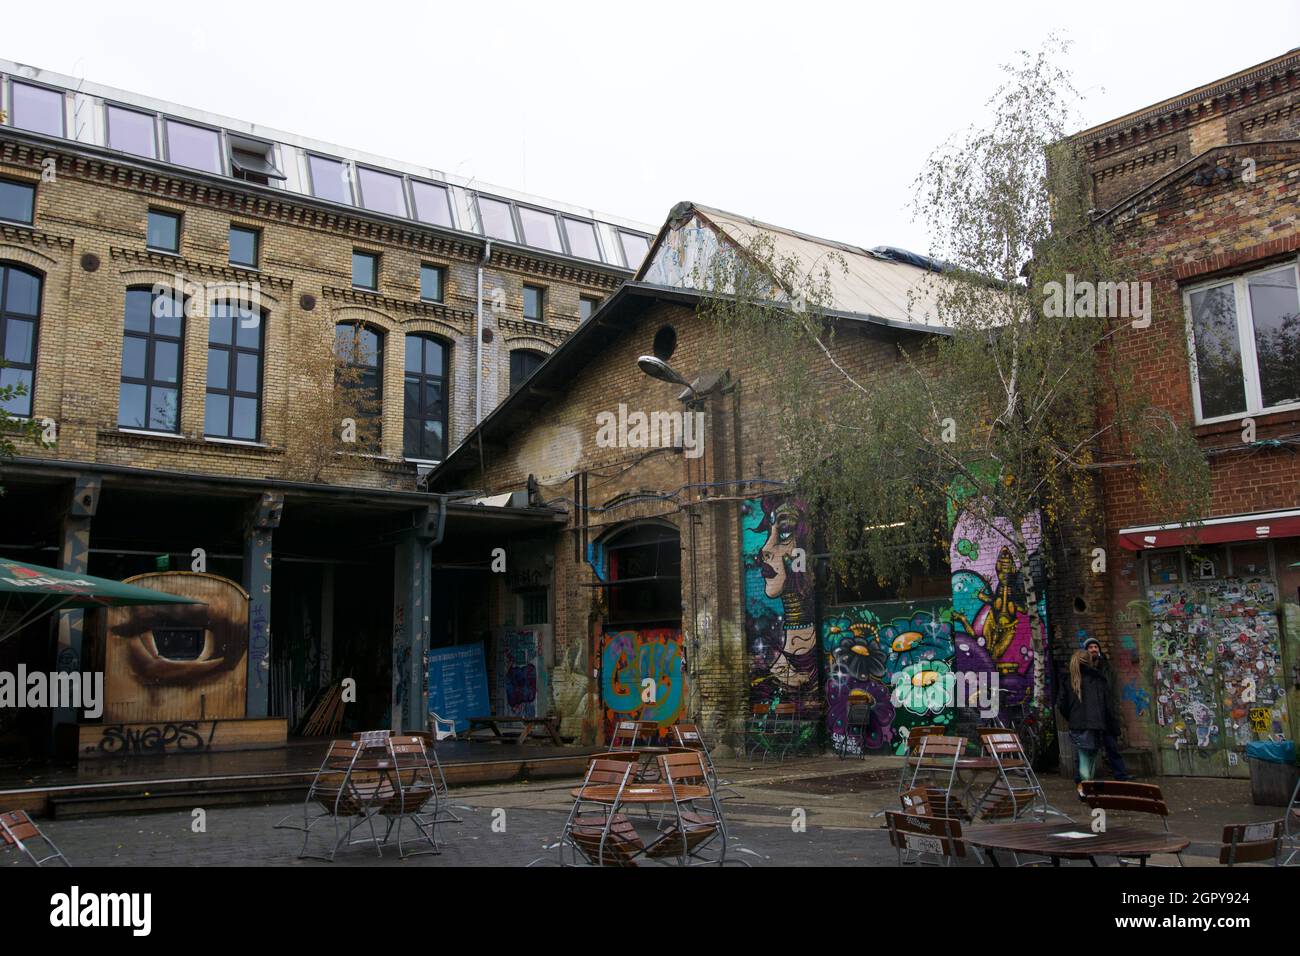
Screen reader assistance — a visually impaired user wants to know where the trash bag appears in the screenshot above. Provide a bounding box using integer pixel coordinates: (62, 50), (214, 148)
(1245, 740), (1296, 765)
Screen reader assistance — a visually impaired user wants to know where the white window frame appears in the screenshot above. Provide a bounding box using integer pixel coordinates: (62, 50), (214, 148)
(1183, 256), (1300, 425)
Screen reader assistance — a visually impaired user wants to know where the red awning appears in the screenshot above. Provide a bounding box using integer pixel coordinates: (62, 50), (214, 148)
(1117, 510), (1300, 551)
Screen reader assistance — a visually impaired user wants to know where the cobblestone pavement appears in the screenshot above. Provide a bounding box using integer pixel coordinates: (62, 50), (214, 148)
(6, 755), (1286, 867)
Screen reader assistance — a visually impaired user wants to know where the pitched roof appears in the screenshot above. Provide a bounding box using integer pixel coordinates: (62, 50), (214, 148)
(638, 202), (956, 333)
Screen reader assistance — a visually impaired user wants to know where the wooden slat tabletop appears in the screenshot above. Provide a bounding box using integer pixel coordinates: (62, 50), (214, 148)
(964, 821), (1189, 858)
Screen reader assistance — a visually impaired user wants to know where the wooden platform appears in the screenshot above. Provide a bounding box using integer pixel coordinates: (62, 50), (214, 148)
(0, 738), (597, 818)
(75, 717), (288, 759)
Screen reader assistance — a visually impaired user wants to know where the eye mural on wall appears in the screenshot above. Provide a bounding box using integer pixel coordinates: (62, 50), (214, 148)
(104, 572), (250, 723)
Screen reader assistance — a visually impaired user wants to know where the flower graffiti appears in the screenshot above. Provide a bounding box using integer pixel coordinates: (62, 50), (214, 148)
(822, 603), (952, 755)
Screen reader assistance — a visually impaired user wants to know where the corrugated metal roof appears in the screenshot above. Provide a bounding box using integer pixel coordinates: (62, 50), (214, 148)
(640, 202), (955, 331)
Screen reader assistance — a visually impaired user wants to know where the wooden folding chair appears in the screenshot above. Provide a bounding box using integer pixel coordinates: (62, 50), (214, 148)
(746, 702), (773, 761)
(1219, 820), (1284, 866)
(1079, 780), (1181, 866)
(972, 731), (1067, 822)
(0, 810), (70, 867)
(561, 758), (646, 867)
(297, 739), (390, 861)
(609, 720), (642, 751)
(904, 735), (965, 817)
(377, 735), (440, 858)
(647, 750), (732, 866)
(885, 810), (967, 867)
(672, 723), (741, 800)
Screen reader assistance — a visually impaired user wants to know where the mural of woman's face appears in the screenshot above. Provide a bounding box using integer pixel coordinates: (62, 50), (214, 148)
(112, 603), (241, 684)
(759, 502), (799, 598)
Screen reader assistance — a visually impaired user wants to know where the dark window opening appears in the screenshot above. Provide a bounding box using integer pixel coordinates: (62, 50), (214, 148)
(605, 524), (682, 626)
(510, 349), (544, 393)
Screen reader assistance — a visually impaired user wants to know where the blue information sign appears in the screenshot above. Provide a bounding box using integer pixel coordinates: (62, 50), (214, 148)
(427, 641), (490, 733)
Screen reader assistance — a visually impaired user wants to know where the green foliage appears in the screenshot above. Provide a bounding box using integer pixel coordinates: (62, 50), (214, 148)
(699, 37), (1211, 594)
(0, 371), (54, 491)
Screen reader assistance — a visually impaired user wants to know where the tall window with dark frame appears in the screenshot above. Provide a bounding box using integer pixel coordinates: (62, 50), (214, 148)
(0, 264), (42, 417)
(334, 322), (383, 446)
(523, 284), (544, 322)
(147, 209), (180, 252)
(229, 226), (259, 268)
(605, 524), (682, 626)
(509, 349), (544, 393)
(403, 334), (447, 460)
(0, 180), (35, 225)
(119, 287), (184, 432)
(352, 251), (379, 290)
(419, 264), (445, 302)
(206, 300), (263, 441)
(579, 296), (601, 322)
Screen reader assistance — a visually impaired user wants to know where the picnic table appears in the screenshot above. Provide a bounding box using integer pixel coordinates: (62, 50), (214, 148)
(964, 820), (1189, 866)
(466, 714), (563, 745)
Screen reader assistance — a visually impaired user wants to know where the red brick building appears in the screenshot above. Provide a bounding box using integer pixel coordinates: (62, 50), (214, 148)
(1069, 49), (1300, 776)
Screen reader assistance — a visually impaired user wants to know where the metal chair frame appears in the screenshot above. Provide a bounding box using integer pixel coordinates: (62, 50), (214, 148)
(672, 723), (742, 801)
(1220, 820), (1284, 866)
(1284, 774), (1299, 866)
(885, 810), (967, 867)
(971, 730), (1069, 822)
(652, 750), (735, 866)
(298, 736), (390, 862)
(378, 735), (441, 859)
(560, 758), (646, 867)
(0, 810), (70, 867)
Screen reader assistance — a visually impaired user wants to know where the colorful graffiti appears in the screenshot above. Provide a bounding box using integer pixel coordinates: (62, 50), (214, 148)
(822, 602), (953, 755)
(599, 628), (686, 739)
(743, 496), (820, 750)
(1148, 576), (1289, 773)
(948, 505), (1047, 712)
(496, 629), (545, 718)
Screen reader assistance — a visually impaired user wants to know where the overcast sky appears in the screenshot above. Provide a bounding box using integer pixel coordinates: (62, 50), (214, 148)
(7, 1), (1298, 254)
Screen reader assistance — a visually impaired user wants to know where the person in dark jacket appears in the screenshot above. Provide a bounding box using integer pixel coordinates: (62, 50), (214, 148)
(1057, 637), (1120, 799)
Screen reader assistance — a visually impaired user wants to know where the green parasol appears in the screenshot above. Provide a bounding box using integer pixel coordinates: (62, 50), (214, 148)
(0, 558), (201, 644)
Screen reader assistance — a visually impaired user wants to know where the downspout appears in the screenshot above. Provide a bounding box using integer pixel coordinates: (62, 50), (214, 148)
(475, 239), (493, 425)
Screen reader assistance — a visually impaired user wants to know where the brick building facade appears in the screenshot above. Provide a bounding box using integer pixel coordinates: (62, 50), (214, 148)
(1064, 49), (1300, 776)
(0, 60), (651, 758)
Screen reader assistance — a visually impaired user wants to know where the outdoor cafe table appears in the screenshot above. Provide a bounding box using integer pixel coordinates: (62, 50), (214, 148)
(569, 784), (713, 803)
(964, 820), (1190, 866)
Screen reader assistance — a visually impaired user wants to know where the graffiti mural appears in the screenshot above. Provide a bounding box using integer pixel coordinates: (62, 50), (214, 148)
(743, 496), (820, 750)
(1148, 575), (1290, 776)
(104, 572), (249, 723)
(496, 629), (545, 719)
(948, 506), (1048, 713)
(599, 628), (686, 740)
(822, 601), (953, 755)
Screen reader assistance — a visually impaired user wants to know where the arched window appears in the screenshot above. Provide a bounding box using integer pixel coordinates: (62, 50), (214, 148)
(206, 299), (264, 441)
(334, 322), (383, 444)
(119, 286), (185, 432)
(0, 264), (42, 418)
(604, 522), (682, 626)
(404, 334), (447, 460)
(509, 348), (545, 393)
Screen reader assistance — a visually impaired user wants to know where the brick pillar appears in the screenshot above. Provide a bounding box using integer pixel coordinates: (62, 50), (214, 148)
(52, 474), (100, 737)
(243, 492), (283, 717)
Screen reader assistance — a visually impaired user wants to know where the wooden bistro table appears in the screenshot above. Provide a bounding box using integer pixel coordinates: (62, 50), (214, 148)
(466, 715), (563, 746)
(964, 820), (1190, 867)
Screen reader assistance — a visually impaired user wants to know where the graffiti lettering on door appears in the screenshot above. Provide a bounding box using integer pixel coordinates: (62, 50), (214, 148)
(600, 628), (685, 739)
